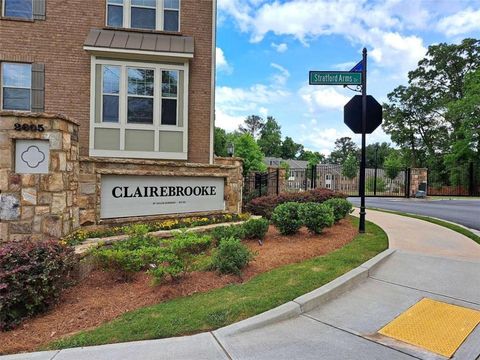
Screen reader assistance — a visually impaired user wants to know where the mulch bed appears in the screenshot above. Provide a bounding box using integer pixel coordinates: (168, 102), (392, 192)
(0, 219), (356, 354)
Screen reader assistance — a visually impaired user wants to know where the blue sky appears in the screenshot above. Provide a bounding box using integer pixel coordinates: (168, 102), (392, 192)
(215, 0), (480, 155)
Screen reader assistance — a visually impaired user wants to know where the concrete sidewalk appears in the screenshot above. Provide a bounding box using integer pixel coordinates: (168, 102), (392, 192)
(3, 210), (480, 360)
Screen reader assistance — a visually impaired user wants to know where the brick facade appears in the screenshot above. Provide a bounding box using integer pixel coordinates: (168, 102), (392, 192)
(0, 0), (214, 163)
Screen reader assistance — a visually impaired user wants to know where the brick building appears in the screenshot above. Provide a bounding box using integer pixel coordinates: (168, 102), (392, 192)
(0, 0), (216, 163)
(0, 1), (245, 243)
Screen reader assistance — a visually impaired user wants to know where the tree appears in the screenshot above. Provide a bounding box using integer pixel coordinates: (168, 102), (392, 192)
(342, 154), (359, 180)
(238, 115), (265, 138)
(328, 137), (358, 164)
(234, 133), (267, 176)
(214, 127), (228, 157)
(383, 38), (480, 183)
(384, 152), (404, 191)
(365, 142), (394, 168)
(257, 116), (283, 157)
(297, 149), (325, 165)
(280, 137), (303, 159)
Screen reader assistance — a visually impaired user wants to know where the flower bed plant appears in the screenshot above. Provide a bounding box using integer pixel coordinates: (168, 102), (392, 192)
(64, 213), (251, 246)
(92, 218), (263, 282)
(246, 188), (346, 219)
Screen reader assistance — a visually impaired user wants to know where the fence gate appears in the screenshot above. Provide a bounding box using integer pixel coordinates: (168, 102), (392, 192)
(243, 169), (280, 203)
(285, 164), (409, 197)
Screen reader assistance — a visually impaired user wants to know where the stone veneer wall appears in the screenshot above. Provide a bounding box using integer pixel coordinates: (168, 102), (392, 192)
(0, 112), (80, 242)
(78, 157), (244, 226)
(410, 168), (428, 196)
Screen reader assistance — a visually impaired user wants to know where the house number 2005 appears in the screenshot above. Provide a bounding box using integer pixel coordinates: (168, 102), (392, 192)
(14, 123), (45, 132)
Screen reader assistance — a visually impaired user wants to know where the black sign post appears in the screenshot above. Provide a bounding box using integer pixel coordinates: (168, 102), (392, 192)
(359, 48), (367, 233)
(309, 48), (382, 233)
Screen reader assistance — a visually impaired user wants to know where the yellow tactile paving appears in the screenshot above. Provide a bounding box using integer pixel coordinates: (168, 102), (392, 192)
(378, 298), (480, 358)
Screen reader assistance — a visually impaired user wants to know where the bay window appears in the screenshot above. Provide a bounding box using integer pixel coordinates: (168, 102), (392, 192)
(90, 58), (188, 159)
(106, 0), (180, 32)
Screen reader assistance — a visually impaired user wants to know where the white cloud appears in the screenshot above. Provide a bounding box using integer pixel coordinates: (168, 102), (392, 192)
(437, 8), (480, 36)
(215, 64), (291, 131)
(219, 0), (429, 75)
(299, 127), (352, 155)
(299, 85), (350, 112)
(271, 42), (288, 53)
(216, 47), (232, 74)
(332, 61), (356, 70)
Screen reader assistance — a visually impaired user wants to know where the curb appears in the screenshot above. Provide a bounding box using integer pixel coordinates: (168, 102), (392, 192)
(214, 248), (396, 337)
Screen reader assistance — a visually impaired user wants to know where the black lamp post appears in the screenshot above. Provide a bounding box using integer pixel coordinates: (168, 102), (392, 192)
(227, 142), (234, 157)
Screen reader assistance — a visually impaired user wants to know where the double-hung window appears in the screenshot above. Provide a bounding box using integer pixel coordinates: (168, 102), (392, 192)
(2, 0), (32, 19)
(1, 63), (32, 111)
(106, 0), (180, 32)
(91, 59), (188, 160)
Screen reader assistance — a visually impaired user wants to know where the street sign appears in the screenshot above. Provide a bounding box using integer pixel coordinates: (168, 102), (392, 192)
(344, 95), (383, 134)
(309, 71), (362, 85)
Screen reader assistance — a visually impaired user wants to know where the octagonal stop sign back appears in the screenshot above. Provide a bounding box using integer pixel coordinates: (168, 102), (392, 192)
(344, 95), (383, 134)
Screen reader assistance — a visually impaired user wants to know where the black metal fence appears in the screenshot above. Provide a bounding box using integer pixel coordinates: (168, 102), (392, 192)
(243, 169), (281, 203)
(428, 162), (480, 196)
(286, 164), (408, 197)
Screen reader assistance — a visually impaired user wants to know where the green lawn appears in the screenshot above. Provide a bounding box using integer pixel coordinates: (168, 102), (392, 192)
(371, 208), (480, 245)
(47, 217), (387, 350)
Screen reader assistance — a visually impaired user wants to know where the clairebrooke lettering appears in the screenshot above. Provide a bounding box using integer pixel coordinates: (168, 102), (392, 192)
(112, 186), (217, 198)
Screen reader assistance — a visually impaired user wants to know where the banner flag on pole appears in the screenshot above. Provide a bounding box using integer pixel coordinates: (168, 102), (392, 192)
(350, 60), (363, 72)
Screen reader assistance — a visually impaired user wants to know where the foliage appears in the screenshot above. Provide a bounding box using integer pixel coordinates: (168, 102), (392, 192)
(365, 142), (394, 168)
(93, 231), (212, 283)
(238, 115), (265, 138)
(297, 149), (325, 165)
(214, 127), (228, 157)
(366, 176), (387, 193)
(299, 203), (334, 234)
(323, 198), (353, 222)
(234, 133), (267, 175)
(279, 161), (290, 180)
(383, 38), (480, 183)
(210, 218), (269, 242)
(257, 116), (283, 157)
(242, 218), (270, 240)
(328, 137), (358, 164)
(210, 225), (246, 243)
(0, 241), (75, 331)
(271, 202), (303, 235)
(280, 136), (303, 159)
(212, 237), (254, 275)
(342, 154), (359, 179)
(64, 213), (250, 246)
(48, 217), (388, 350)
(384, 152), (404, 181)
(246, 188), (345, 219)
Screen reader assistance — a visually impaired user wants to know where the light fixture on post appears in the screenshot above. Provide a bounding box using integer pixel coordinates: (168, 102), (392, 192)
(227, 142), (234, 157)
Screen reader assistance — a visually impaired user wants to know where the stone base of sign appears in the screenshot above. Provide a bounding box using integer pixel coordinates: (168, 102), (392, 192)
(77, 156), (243, 227)
(0, 112), (80, 243)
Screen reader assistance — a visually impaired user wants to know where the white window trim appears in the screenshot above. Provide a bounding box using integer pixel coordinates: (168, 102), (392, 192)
(0, 62), (32, 112)
(105, 0), (181, 32)
(89, 56), (189, 160)
(1, 0), (33, 19)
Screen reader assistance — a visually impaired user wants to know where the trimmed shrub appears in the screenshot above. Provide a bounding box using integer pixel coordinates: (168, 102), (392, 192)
(210, 225), (246, 243)
(212, 237), (254, 275)
(242, 218), (269, 240)
(271, 202), (302, 235)
(246, 188), (346, 219)
(323, 198), (353, 222)
(299, 203), (335, 234)
(0, 241), (76, 331)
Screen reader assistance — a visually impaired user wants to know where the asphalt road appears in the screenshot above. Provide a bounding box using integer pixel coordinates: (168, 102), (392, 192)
(348, 197), (480, 231)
